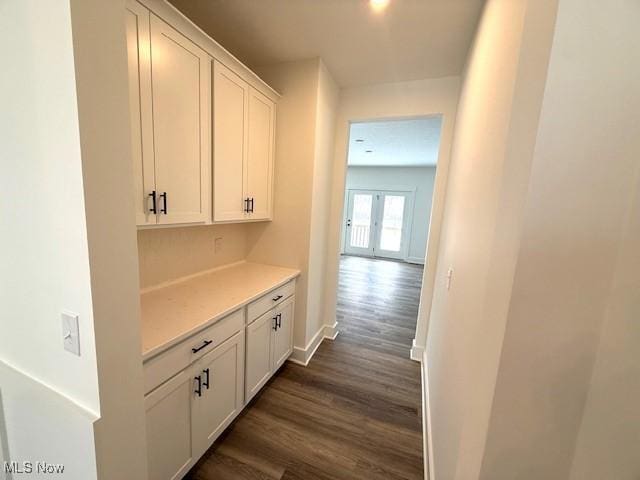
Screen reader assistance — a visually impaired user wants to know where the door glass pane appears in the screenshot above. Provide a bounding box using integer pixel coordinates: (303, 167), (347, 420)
(379, 195), (405, 252)
(350, 194), (373, 248)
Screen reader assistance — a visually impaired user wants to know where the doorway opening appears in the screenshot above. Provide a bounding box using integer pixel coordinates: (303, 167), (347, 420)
(340, 116), (442, 266)
(336, 115), (443, 354)
(330, 115), (444, 478)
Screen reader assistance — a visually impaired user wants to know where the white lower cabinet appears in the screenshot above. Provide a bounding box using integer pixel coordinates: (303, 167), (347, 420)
(272, 296), (294, 370)
(245, 309), (275, 401)
(144, 284), (295, 480)
(144, 330), (244, 480)
(245, 295), (295, 403)
(144, 368), (194, 480)
(192, 331), (244, 459)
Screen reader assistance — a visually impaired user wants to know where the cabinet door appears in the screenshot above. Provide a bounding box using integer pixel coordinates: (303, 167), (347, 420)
(272, 296), (295, 370)
(213, 61), (248, 222)
(192, 331), (245, 457)
(145, 368), (195, 480)
(246, 87), (275, 220)
(125, 1), (156, 225)
(245, 308), (275, 403)
(150, 14), (211, 225)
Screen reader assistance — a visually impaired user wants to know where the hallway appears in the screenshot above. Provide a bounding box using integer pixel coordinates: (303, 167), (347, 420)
(186, 255), (425, 480)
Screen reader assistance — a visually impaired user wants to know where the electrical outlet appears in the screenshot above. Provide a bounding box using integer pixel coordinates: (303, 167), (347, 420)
(214, 237), (223, 254)
(61, 311), (80, 356)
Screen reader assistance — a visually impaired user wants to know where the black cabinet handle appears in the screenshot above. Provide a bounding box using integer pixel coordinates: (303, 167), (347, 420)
(244, 197), (250, 213)
(191, 339), (213, 354)
(194, 375), (202, 397)
(273, 316), (278, 331)
(277, 313), (282, 329)
(250, 197), (254, 213)
(202, 368), (210, 389)
(272, 295), (283, 302)
(149, 190), (157, 214)
(160, 192), (167, 214)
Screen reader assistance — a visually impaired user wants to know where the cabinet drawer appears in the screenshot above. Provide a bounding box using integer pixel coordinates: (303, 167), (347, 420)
(247, 280), (295, 323)
(144, 309), (244, 394)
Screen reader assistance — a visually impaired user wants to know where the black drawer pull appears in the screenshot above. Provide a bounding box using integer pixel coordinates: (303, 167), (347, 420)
(194, 375), (202, 397)
(272, 294), (283, 302)
(149, 190), (157, 214)
(160, 191), (168, 214)
(202, 368), (210, 389)
(191, 339), (213, 354)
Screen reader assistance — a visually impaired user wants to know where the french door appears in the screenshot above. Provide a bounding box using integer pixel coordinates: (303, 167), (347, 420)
(344, 190), (412, 260)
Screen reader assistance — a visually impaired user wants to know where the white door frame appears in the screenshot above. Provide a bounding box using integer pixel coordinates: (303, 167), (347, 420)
(343, 187), (415, 261)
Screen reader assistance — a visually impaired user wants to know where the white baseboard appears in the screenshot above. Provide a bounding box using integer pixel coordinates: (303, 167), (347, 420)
(407, 256), (426, 265)
(421, 354), (435, 480)
(323, 321), (339, 340)
(410, 339), (424, 362)
(288, 322), (339, 367)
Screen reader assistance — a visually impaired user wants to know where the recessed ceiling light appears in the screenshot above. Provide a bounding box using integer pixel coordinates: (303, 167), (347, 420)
(370, 0), (390, 13)
(355, 139), (364, 143)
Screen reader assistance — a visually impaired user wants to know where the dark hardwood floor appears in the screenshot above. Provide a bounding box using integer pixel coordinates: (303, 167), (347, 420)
(185, 255), (425, 480)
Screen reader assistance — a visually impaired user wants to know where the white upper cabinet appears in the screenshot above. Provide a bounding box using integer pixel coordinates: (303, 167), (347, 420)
(213, 62), (276, 222)
(126, 2), (211, 226)
(125, 1), (155, 226)
(150, 15), (211, 225)
(126, 0), (277, 227)
(246, 88), (275, 220)
(213, 61), (248, 222)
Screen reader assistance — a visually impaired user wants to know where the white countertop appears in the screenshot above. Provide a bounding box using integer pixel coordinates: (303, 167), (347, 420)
(140, 261), (300, 360)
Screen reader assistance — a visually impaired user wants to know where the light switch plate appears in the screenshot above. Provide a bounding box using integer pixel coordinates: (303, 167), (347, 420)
(62, 311), (80, 356)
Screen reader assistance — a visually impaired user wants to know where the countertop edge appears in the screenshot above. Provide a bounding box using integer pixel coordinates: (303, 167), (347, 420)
(141, 269), (300, 362)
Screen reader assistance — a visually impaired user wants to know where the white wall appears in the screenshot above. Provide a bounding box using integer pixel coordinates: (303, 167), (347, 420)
(246, 58), (340, 352)
(69, 0), (148, 477)
(479, 0), (640, 477)
(343, 166), (437, 263)
(0, 1), (148, 478)
(0, 362), (98, 479)
(424, 0), (559, 478)
(426, 0), (640, 478)
(137, 224), (248, 289)
(0, 0), (100, 415)
(305, 60), (340, 343)
(569, 168), (640, 479)
(324, 76), (461, 355)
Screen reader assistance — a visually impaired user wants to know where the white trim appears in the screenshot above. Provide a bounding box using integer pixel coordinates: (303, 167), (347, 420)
(288, 322), (339, 366)
(347, 185), (417, 193)
(410, 339), (424, 362)
(407, 256), (426, 265)
(324, 321), (340, 340)
(421, 354), (435, 480)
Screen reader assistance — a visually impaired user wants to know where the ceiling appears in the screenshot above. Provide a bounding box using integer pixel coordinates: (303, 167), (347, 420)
(168, 0), (485, 87)
(347, 117), (443, 167)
